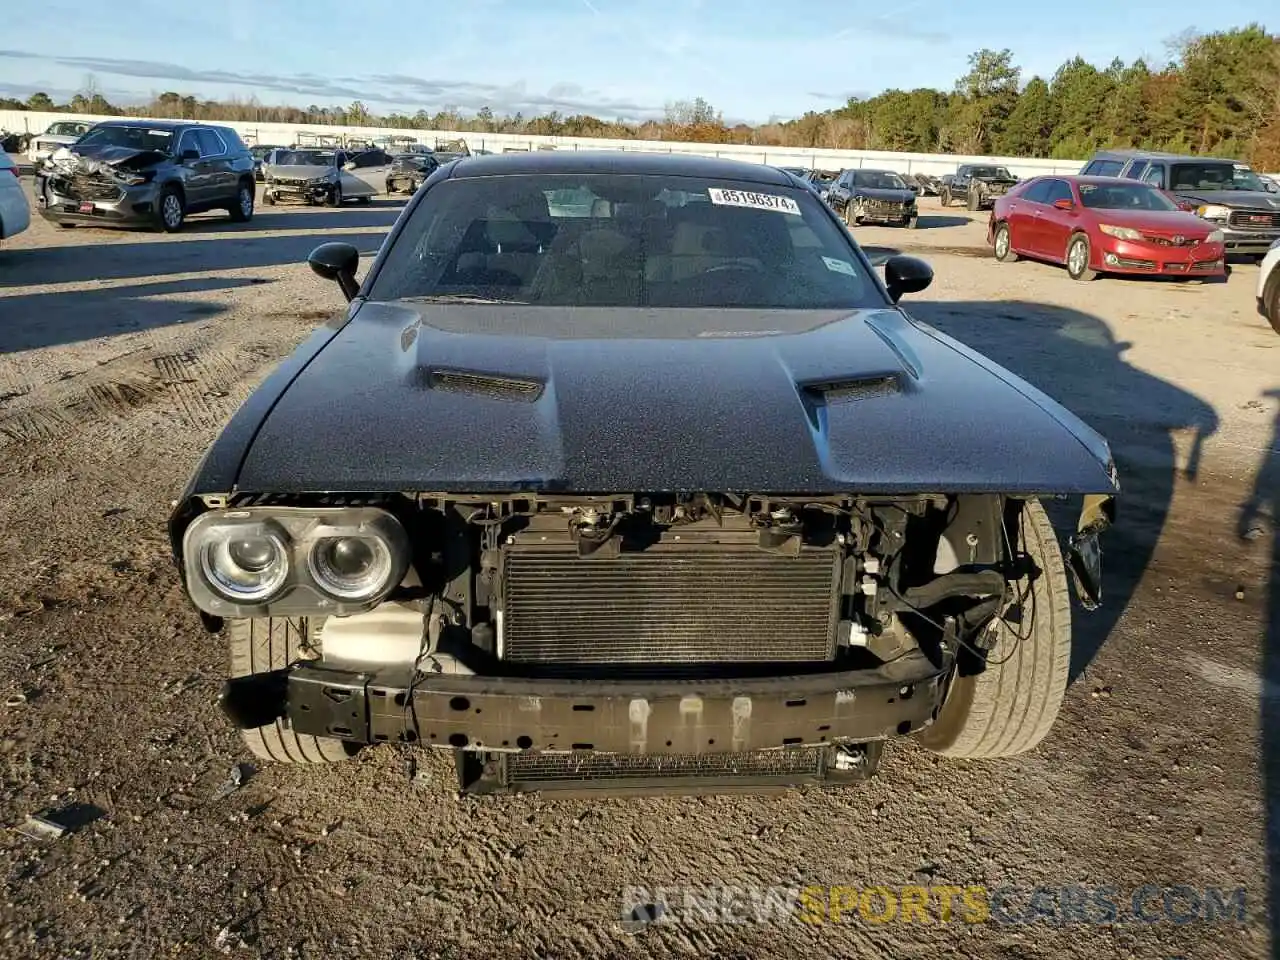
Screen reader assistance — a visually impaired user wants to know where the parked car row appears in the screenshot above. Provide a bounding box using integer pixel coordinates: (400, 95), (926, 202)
(11, 118), (471, 232)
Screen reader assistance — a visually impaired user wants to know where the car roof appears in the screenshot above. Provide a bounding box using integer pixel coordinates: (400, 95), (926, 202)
(446, 150), (795, 186)
(93, 119), (199, 131)
(1090, 148), (1237, 164)
(853, 168), (901, 175)
(1045, 175), (1162, 186)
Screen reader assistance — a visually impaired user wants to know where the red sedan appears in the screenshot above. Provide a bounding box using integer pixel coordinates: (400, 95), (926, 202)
(987, 175), (1226, 281)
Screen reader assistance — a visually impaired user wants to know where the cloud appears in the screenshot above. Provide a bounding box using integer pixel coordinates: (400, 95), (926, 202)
(0, 49), (668, 121)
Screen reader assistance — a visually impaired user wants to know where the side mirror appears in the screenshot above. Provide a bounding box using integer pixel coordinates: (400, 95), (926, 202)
(308, 242), (360, 301)
(884, 255), (933, 303)
(180, 148), (200, 162)
(1053, 198), (1075, 211)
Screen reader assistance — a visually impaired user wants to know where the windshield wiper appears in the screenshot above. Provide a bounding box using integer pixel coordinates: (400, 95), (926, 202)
(406, 295), (530, 305)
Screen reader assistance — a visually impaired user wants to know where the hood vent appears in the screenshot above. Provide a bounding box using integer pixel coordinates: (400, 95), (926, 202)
(801, 374), (901, 403)
(427, 368), (545, 402)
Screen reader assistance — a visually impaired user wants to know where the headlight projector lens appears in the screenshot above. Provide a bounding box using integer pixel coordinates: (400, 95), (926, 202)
(201, 530), (289, 601)
(308, 536), (393, 600)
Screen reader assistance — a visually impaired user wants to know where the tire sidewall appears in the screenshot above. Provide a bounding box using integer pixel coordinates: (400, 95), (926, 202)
(1067, 235), (1092, 279)
(994, 223), (1013, 261)
(158, 187), (185, 232)
(232, 181), (254, 222)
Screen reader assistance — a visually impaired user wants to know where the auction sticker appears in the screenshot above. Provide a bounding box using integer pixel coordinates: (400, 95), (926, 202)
(822, 257), (858, 277)
(708, 188), (801, 215)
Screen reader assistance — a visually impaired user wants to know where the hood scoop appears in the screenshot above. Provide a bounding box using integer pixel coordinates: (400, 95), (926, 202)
(426, 368), (545, 402)
(800, 374), (902, 403)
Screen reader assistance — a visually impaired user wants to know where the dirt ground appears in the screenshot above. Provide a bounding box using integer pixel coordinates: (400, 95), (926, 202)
(0, 182), (1278, 959)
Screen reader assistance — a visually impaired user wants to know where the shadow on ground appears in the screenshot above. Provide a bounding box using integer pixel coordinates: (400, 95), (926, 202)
(1, 220), (385, 298)
(1237, 388), (1280, 958)
(914, 215), (972, 230)
(909, 299), (1219, 682)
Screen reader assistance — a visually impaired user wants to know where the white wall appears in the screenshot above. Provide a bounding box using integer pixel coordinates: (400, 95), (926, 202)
(10, 108), (1279, 181)
(1, 108), (1086, 178)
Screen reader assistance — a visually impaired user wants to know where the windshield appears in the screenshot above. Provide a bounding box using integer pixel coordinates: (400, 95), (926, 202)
(77, 125), (173, 152)
(970, 166), (1013, 179)
(273, 150), (335, 166)
(853, 171), (907, 191)
(1169, 162), (1267, 192)
(1078, 182), (1178, 211)
(370, 173), (882, 309)
(46, 122), (88, 137)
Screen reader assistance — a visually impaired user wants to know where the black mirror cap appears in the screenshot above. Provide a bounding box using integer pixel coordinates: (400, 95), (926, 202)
(884, 255), (933, 303)
(180, 148), (200, 162)
(308, 242), (361, 301)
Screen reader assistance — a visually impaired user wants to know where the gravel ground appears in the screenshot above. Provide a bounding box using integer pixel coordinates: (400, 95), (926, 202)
(0, 182), (1277, 959)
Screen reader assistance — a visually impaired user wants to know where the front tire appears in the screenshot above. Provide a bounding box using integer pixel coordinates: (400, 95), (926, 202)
(228, 617), (359, 764)
(966, 189), (980, 212)
(1262, 268), (1280, 335)
(993, 222), (1019, 262)
(916, 499), (1071, 759)
(156, 186), (185, 233)
(905, 215), (919, 230)
(327, 183), (343, 207)
(940, 188), (952, 207)
(1066, 233), (1097, 281)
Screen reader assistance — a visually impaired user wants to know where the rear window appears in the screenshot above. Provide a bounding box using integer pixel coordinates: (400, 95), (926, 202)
(1083, 159), (1124, 177)
(369, 174), (882, 309)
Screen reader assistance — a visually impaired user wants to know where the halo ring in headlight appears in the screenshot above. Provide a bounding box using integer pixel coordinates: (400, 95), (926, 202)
(200, 529), (289, 602)
(307, 535), (394, 600)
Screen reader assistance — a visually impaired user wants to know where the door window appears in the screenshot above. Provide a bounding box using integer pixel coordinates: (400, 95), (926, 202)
(1042, 180), (1074, 206)
(1124, 161), (1148, 180)
(176, 130), (199, 157)
(1022, 179), (1053, 204)
(1141, 165), (1165, 188)
(194, 129), (226, 157)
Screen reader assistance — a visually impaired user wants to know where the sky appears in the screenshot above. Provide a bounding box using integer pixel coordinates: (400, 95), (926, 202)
(0, 0), (1267, 124)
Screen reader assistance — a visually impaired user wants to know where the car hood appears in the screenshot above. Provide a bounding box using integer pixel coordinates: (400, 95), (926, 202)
(36, 134), (80, 145)
(48, 143), (170, 174)
(234, 304), (1117, 495)
(265, 164), (334, 179)
(1086, 208), (1218, 235)
(852, 188), (915, 203)
(1174, 188), (1280, 208)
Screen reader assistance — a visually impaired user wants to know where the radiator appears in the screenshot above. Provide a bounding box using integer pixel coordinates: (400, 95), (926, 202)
(499, 542), (841, 664)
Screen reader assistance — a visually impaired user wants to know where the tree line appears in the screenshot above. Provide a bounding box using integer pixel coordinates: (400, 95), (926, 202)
(3, 25), (1277, 167)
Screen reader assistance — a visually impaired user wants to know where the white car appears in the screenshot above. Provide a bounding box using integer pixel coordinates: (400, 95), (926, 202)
(0, 152), (31, 243)
(1258, 238), (1280, 334)
(26, 120), (92, 165)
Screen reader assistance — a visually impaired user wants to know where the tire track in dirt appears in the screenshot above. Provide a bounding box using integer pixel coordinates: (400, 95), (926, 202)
(0, 337), (281, 447)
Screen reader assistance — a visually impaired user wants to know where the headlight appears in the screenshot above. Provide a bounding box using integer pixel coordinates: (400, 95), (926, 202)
(182, 506), (410, 617)
(1206, 230), (1225, 244)
(1195, 204), (1230, 221)
(1098, 224), (1143, 241)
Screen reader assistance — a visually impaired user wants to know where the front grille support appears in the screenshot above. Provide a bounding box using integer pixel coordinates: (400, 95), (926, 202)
(456, 742), (883, 795)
